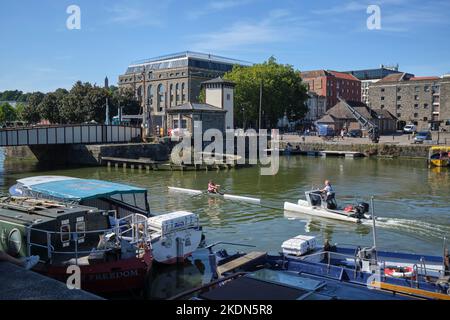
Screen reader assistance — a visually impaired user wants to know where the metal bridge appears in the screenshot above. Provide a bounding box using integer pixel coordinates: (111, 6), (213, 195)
(0, 124), (142, 147)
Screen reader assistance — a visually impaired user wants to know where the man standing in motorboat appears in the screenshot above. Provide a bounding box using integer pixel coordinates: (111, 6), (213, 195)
(320, 180), (335, 201)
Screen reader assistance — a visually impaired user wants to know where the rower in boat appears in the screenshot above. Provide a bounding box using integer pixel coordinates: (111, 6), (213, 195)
(208, 180), (223, 195)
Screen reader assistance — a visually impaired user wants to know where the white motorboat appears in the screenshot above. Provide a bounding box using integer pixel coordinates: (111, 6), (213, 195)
(284, 190), (373, 224)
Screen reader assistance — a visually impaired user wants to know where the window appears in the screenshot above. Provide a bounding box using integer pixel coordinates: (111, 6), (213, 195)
(415, 86), (420, 92)
(423, 117), (428, 121)
(147, 85), (153, 106)
(414, 95), (419, 100)
(60, 224), (70, 245)
(424, 103), (429, 109)
(181, 83), (186, 102)
(414, 113), (418, 118)
(397, 113), (401, 117)
(170, 84), (174, 106)
(397, 104), (402, 109)
(381, 88), (385, 92)
(381, 96), (385, 100)
(226, 94), (231, 100)
(397, 96), (402, 100)
(424, 86), (430, 92)
(176, 83), (180, 104)
(414, 104), (419, 109)
(157, 84), (165, 111)
(381, 105), (385, 109)
(76, 221), (86, 242)
(397, 87), (401, 92)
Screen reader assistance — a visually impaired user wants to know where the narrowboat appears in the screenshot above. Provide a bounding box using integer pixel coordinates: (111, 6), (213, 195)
(9, 176), (204, 264)
(0, 196), (152, 295)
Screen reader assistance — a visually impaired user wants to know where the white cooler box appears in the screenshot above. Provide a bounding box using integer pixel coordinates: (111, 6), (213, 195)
(148, 211), (199, 235)
(281, 235), (317, 256)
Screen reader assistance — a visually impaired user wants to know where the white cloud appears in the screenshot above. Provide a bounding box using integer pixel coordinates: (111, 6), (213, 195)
(106, 1), (171, 27)
(188, 10), (312, 52)
(187, 0), (255, 20)
(312, 0), (449, 33)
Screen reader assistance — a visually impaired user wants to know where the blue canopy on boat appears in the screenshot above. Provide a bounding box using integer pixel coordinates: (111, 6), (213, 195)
(23, 178), (146, 201)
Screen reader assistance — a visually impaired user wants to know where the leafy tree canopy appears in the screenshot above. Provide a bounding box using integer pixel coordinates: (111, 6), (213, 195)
(224, 56), (309, 129)
(0, 102), (18, 124)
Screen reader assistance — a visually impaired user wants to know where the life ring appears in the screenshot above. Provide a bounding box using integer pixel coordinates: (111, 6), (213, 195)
(384, 266), (415, 278)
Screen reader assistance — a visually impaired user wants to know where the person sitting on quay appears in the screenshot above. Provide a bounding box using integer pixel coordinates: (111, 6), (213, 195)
(0, 250), (40, 270)
(207, 180), (222, 194)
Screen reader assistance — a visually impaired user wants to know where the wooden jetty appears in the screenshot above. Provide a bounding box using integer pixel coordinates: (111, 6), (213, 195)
(217, 251), (267, 277)
(318, 150), (365, 158)
(101, 156), (164, 171)
(101, 153), (244, 172)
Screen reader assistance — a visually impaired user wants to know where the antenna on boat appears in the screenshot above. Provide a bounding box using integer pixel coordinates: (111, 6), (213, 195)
(371, 196), (378, 262)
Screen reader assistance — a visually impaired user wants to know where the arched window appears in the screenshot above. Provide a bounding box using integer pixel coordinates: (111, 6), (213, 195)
(176, 83), (180, 105)
(147, 85), (153, 107)
(157, 84), (165, 112)
(136, 86), (142, 103)
(181, 83), (186, 102)
(170, 84), (174, 106)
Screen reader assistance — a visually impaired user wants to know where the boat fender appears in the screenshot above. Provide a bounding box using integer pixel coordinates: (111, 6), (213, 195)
(384, 266), (415, 278)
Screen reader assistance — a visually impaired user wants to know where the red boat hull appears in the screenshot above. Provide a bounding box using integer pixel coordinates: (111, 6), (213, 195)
(37, 251), (152, 295)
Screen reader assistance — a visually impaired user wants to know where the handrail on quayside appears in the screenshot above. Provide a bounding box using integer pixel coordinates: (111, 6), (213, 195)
(296, 250), (445, 277)
(25, 213), (150, 264)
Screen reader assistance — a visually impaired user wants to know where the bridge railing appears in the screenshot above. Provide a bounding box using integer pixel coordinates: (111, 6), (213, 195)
(0, 124), (142, 147)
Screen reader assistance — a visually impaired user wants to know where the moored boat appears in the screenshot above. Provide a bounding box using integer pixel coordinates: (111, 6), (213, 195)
(9, 176), (204, 264)
(428, 146), (450, 167)
(0, 196), (152, 295)
(284, 189), (373, 224)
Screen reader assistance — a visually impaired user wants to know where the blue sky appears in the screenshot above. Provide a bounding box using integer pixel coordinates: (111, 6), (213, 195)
(1, 0), (449, 92)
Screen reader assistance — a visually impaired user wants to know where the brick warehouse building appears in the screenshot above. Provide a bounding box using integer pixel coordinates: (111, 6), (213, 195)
(300, 70), (361, 110)
(118, 51), (249, 134)
(369, 73), (450, 131)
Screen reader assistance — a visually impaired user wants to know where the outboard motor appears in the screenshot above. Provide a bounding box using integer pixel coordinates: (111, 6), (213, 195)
(355, 202), (370, 218)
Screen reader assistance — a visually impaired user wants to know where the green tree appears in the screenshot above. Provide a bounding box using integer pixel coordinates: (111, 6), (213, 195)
(111, 87), (141, 116)
(224, 57), (308, 129)
(20, 92), (44, 123)
(15, 103), (27, 122)
(0, 102), (17, 123)
(38, 90), (67, 124)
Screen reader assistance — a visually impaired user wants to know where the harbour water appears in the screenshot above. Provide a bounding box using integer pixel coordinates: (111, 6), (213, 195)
(1, 151), (449, 298)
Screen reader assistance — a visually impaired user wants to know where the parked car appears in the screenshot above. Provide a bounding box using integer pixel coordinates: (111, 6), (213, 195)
(346, 129), (363, 138)
(403, 124), (417, 134)
(413, 131), (432, 144)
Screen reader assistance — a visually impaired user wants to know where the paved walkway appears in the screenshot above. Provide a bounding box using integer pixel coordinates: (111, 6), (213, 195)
(0, 262), (102, 300)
